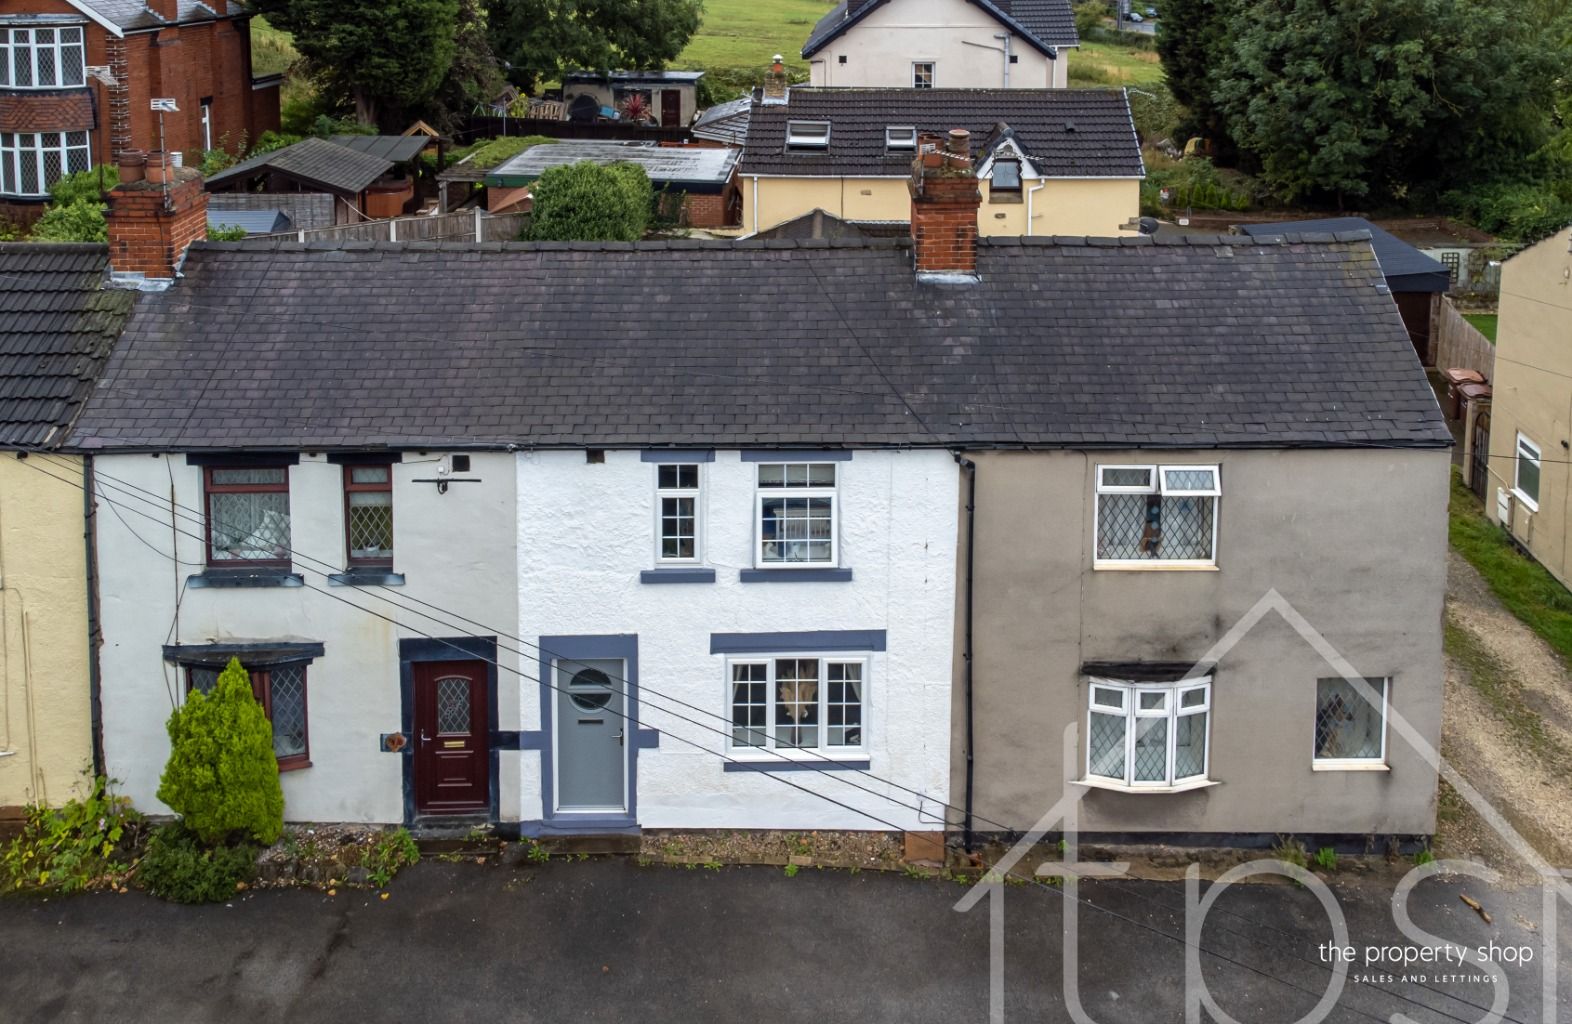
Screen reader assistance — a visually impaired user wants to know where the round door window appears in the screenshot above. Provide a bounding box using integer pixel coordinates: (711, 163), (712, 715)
(568, 668), (613, 712)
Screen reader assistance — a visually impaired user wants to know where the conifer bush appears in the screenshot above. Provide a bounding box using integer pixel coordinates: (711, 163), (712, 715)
(157, 658), (284, 845)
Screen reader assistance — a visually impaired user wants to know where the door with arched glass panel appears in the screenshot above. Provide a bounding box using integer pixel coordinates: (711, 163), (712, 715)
(414, 661), (490, 814)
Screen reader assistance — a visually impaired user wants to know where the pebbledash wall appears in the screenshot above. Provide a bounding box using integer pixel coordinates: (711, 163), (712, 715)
(515, 449), (958, 833)
(93, 452), (522, 824)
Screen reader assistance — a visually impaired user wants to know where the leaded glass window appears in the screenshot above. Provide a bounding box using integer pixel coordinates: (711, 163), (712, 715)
(205, 466), (291, 565)
(1095, 464), (1220, 564)
(1314, 677), (1387, 764)
(1085, 677), (1210, 787)
(0, 130), (90, 198)
(184, 660), (311, 768)
(0, 27), (85, 89)
(344, 464), (393, 566)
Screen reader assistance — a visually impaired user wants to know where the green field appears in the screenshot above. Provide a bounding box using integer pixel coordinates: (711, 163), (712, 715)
(1068, 39), (1165, 86)
(251, 16), (297, 77)
(679, 0), (834, 73)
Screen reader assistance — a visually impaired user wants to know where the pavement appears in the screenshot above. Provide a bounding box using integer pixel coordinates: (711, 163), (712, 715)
(0, 858), (1567, 1022)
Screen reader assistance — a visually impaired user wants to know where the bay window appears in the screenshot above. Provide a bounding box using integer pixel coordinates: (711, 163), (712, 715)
(0, 130), (90, 198)
(1, 26), (86, 89)
(1095, 464), (1220, 565)
(1085, 677), (1211, 788)
(729, 657), (865, 753)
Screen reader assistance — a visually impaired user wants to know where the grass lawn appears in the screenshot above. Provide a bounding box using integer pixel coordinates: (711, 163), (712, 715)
(678, 0), (834, 74)
(1463, 313), (1498, 344)
(1068, 40), (1165, 86)
(1449, 469), (1572, 662)
(251, 16), (297, 77)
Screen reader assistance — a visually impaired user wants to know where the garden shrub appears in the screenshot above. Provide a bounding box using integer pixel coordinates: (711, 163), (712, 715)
(137, 823), (257, 904)
(157, 657), (284, 846)
(29, 200), (108, 243)
(527, 160), (652, 242)
(0, 776), (141, 894)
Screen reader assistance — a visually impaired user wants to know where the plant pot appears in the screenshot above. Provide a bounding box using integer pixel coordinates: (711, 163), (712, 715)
(117, 150), (147, 184)
(145, 151), (170, 184)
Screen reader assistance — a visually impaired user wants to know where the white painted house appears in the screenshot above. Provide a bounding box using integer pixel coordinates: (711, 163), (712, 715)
(803, 0), (1079, 90)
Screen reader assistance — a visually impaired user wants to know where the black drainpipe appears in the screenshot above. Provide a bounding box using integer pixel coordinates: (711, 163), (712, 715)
(83, 454), (105, 777)
(954, 453), (977, 851)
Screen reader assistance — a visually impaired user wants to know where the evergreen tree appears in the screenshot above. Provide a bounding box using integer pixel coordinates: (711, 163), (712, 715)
(1156, 0), (1236, 145)
(488, 0), (703, 91)
(157, 658), (284, 846)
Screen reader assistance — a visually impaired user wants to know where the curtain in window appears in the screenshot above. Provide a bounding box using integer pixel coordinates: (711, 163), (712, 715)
(1098, 494), (1214, 561)
(1315, 678), (1383, 759)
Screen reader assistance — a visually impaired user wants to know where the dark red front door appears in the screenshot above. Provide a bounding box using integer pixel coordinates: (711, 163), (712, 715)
(661, 90), (681, 127)
(414, 661), (490, 814)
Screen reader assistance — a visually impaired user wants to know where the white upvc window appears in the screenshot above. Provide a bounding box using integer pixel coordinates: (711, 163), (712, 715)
(912, 61), (936, 88)
(0, 130), (90, 197)
(1094, 464), (1220, 567)
(0, 26), (86, 89)
(201, 100), (213, 151)
(728, 656), (866, 753)
(1085, 677), (1211, 789)
(755, 462), (837, 567)
(1514, 433), (1541, 510)
(785, 119), (830, 148)
(1314, 677), (1388, 767)
(654, 463), (701, 564)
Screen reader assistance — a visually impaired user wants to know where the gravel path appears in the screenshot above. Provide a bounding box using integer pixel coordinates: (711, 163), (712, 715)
(1440, 550), (1572, 872)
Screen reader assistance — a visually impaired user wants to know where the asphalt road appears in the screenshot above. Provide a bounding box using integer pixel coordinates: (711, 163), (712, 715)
(0, 859), (1565, 1022)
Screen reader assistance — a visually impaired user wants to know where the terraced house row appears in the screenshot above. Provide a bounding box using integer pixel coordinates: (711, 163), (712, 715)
(0, 128), (1451, 852)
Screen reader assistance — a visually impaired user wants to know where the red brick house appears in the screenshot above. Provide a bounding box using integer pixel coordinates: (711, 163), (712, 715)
(0, 0), (279, 213)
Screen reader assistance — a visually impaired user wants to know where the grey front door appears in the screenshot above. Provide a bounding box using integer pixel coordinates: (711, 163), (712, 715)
(554, 658), (627, 811)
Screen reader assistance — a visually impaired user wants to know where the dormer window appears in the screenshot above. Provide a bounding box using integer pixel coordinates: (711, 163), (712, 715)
(885, 126), (917, 152)
(786, 120), (831, 149)
(992, 157), (1022, 191)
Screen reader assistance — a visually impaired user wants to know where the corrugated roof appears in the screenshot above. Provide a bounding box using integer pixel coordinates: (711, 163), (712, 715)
(72, 234), (1448, 452)
(486, 141), (739, 188)
(739, 88), (1143, 178)
(0, 243), (132, 448)
(204, 137), (394, 195)
(802, 0), (1077, 58)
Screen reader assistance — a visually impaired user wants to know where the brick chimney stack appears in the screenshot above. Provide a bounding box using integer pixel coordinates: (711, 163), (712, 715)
(145, 0), (178, 22)
(105, 167), (209, 286)
(909, 128), (980, 278)
(762, 54), (789, 104)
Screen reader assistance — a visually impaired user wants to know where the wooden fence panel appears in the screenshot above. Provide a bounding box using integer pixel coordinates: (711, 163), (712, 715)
(1434, 297), (1495, 380)
(255, 211), (529, 244)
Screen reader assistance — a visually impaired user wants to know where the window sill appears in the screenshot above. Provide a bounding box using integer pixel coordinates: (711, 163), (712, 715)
(740, 568), (853, 583)
(1071, 777), (1218, 794)
(328, 570), (406, 587)
(1092, 561), (1219, 572)
(1511, 489), (1540, 513)
(188, 568), (304, 589)
(640, 567), (717, 584)
(1312, 762), (1390, 772)
(723, 755), (869, 772)
(277, 759), (312, 773)
(988, 193), (1023, 204)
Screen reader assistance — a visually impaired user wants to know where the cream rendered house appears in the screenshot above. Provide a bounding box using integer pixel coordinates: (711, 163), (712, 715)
(803, 0), (1078, 89)
(0, 243), (133, 814)
(738, 87), (1143, 237)
(1486, 226), (1572, 588)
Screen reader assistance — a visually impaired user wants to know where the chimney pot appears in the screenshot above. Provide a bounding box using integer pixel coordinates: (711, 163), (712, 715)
(947, 128), (970, 155)
(909, 131), (980, 278)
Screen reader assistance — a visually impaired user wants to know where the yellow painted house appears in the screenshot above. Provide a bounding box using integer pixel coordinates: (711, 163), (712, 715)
(1486, 225), (1572, 589)
(737, 87), (1144, 237)
(0, 243), (132, 813)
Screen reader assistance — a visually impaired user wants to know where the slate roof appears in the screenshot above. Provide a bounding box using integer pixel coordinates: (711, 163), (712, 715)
(70, 234), (1448, 452)
(328, 134), (434, 164)
(692, 96), (753, 146)
(0, 244), (132, 448)
(71, 0), (239, 32)
(1238, 217), (1451, 293)
(803, 0), (1077, 58)
(204, 138), (394, 195)
(739, 88), (1142, 178)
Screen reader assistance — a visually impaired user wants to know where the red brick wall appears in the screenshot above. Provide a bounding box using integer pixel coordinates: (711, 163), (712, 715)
(105, 170), (208, 279)
(0, 0), (277, 165)
(910, 174), (980, 274)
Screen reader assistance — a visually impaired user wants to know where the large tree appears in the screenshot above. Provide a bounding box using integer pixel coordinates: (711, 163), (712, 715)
(488, 0), (703, 91)
(1155, 0), (1236, 146)
(1213, 0), (1561, 204)
(251, 0), (461, 127)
